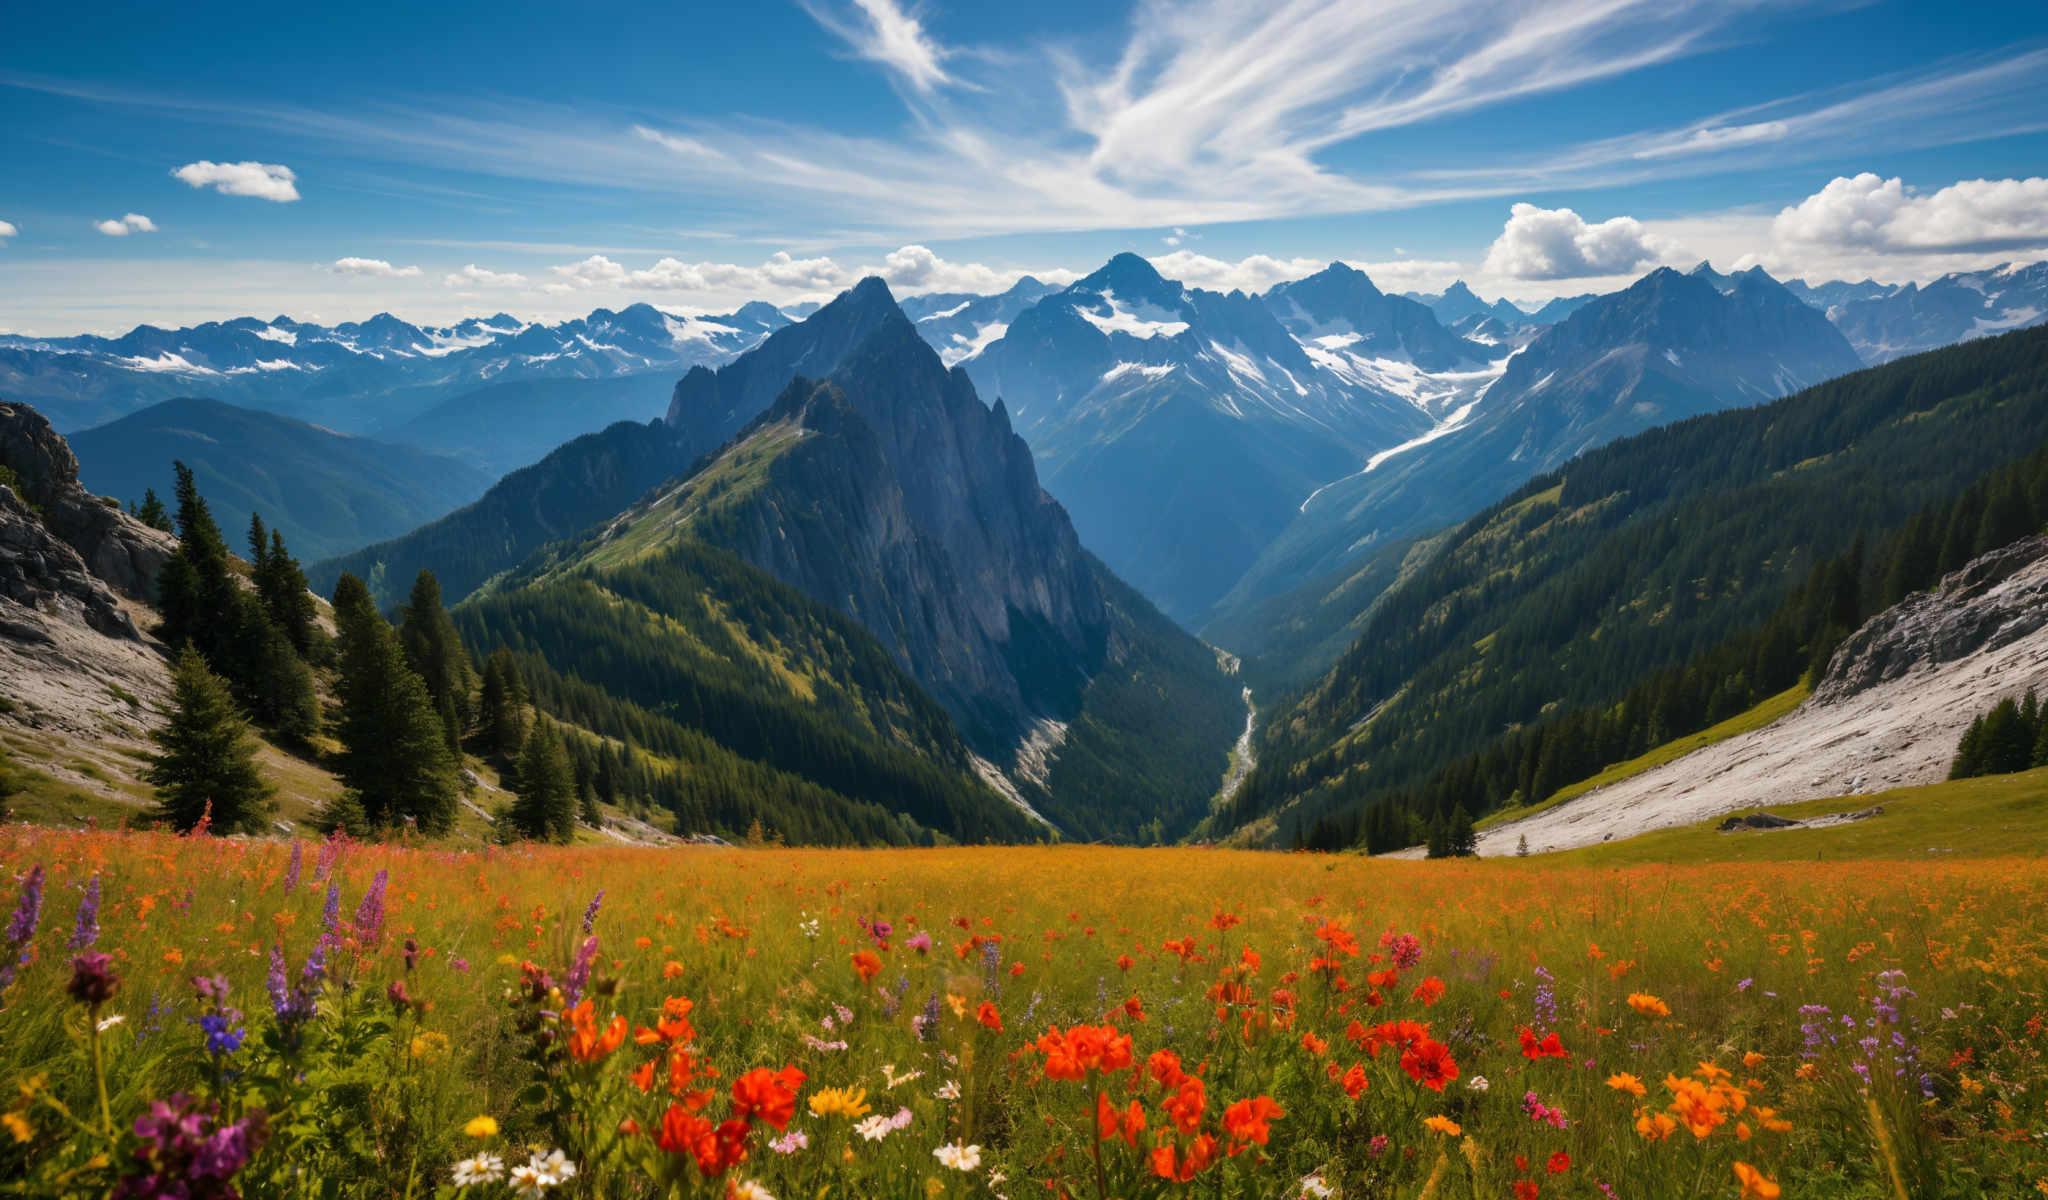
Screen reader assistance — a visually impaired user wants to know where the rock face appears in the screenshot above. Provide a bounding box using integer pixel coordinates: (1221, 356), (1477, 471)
(0, 400), (175, 601)
(662, 311), (1111, 753)
(0, 485), (139, 641)
(1441, 535), (2048, 857)
(1814, 534), (2048, 705)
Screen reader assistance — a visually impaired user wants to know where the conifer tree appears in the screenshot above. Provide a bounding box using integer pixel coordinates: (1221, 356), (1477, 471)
(257, 529), (319, 656)
(1447, 805), (1478, 858)
(156, 462), (238, 659)
(478, 647), (529, 759)
(510, 719), (576, 842)
(1977, 697), (2034, 776)
(227, 596), (321, 741)
(400, 570), (477, 752)
(135, 488), (172, 533)
(146, 646), (275, 835)
(331, 572), (459, 833)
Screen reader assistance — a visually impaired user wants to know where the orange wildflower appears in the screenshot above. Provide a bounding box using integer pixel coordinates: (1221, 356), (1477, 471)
(976, 1001), (1003, 1033)
(565, 1000), (628, 1063)
(1733, 1162), (1781, 1200)
(1627, 993), (1670, 1017)
(850, 950), (881, 983)
(1222, 1095), (1283, 1148)
(1422, 1114), (1461, 1136)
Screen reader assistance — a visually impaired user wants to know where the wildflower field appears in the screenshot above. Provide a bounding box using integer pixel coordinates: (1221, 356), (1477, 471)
(0, 830), (2043, 1199)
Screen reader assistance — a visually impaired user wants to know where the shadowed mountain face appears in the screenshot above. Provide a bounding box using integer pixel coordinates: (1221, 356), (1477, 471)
(1215, 266), (1866, 624)
(310, 284), (907, 608)
(520, 287), (1242, 839)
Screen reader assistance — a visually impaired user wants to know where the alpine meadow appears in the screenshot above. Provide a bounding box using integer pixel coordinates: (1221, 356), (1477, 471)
(3, 2), (2048, 1198)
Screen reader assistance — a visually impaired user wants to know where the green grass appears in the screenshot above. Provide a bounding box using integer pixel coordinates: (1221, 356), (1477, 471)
(1551, 766), (2048, 865)
(1477, 683), (1810, 831)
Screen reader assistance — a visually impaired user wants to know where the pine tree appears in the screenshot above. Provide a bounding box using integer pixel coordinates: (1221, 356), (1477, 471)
(400, 570), (478, 752)
(331, 572), (460, 833)
(227, 595), (321, 741)
(1515, 833), (1530, 857)
(146, 646), (275, 835)
(254, 526), (318, 656)
(135, 488), (172, 533)
(1950, 715), (1987, 780)
(1977, 698), (2034, 776)
(247, 513), (270, 578)
(510, 719), (576, 842)
(156, 462), (239, 659)
(478, 647), (529, 759)
(1446, 805), (1478, 858)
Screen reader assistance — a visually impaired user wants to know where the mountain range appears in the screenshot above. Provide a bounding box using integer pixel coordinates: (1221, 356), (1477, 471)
(0, 301), (789, 472)
(70, 397), (492, 562)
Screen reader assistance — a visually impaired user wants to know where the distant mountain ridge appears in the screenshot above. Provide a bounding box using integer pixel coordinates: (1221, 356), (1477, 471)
(1214, 264), (1866, 627)
(958, 254), (1472, 620)
(69, 397), (492, 562)
(0, 301), (789, 439)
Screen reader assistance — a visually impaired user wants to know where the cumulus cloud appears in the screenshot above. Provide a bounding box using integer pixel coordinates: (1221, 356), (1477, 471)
(1771, 173), (2048, 255)
(1146, 251), (1327, 293)
(806, 0), (959, 95)
(0, 221), (15, 243)
(1481, 203), (1668, 280)
(541, 245), (1074, 302)
(443, 264), (528, 288)
(330, 257), (424, 278)
(93, 213), (158, 237)
(172, 160), (301, 202)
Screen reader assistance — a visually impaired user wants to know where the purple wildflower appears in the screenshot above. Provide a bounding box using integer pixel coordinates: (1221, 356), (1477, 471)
(980, 940), (1002, 993)
(67, 951), (118, 1008)
(1531, 964), (1557, 1031)
(118, 1094), (269, 1200)
(351, 870), (388, 948)
(4, 863), (44, 947)
(915, 991), (941, 1041)
(69, 873), (100, 950)
(582, 890), (605, 935)
(563, 935), (599, 1006)
(320, 880), (341, 945)
(282, 841), (301, 896)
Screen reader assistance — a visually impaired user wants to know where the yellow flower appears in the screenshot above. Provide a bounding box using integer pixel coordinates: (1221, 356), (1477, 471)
(1626, 992), (1670, 1017)
(2, 1112), (31, 1144)
(409, 1032), (451, 1064)
(1606, 1072), (1647, 1097)
(463, 1115), (499, 1139)
(808, 1086), (871, 1119)
(1422, 1115), (1461, 1137)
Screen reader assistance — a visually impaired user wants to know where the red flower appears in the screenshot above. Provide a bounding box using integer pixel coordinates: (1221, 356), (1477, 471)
(1340, 1062), (1369, 1098)
(1163, 1076), (1206, 1134)
(850, 950), (882, 983)
(1518, 1026), (1569, 1060)
(1547, 1151), (1572, 1175)
(730, 1066), (804, 1130)
(1409, 976), (1446, 1007)
(1399, 1038), (1459, 1091)
(1222, 1095), (1284, 1149)
(1514, 1182), (1541, 1200)
(1096, 1093), (1147, 1146)
(976, 1001), (1003, 1033)
(1034, 1024), (1134, 1081)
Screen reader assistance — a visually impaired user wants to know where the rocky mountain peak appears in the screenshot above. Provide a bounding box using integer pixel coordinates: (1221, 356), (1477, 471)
(0, 400), (175, 602)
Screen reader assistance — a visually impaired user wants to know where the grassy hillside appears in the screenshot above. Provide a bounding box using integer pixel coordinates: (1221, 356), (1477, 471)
(456, 539), (1039, 846)
(71, 396), (491, 561)
(1547, 767), (2048, 864)
(1223, 324), (2048, 846)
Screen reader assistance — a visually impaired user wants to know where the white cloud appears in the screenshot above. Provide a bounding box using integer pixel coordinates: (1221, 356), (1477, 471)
(1629, 120), (1789, 161)
(1481, 203), (1668, 279)
(171, 160), (301, 202)
(543, 245), (1075, 303)
(93, 213), (158, 237)
(330, 257), (423, 278)
(0, 221), (15, 243)
(443, 264), (528, 288)
(1147, 251), (1327, 293)
(806, 0), (959, 95)
(1771, 173), (2048, 255)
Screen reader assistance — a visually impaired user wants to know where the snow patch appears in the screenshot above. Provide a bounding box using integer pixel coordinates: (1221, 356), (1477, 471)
(119, 352), (218, 375)
(1077, 291), (1188, 340)
(1101, 362), (1177, 384)
(944, 321), (1008, 366)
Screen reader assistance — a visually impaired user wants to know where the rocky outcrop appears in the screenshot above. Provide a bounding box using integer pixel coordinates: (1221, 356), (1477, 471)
(1813, 534), (2048, 705)
(0, 485), (139, 640)
(0, 400), (174, 600)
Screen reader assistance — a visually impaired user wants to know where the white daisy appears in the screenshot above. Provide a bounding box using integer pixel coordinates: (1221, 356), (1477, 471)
(730, 1181), (776, 1200)
(854, 1114), (893, 1141)
(933, 1142), (983, 1171)
(507, 1164), (548, 1196)
(1467, 1075), (1490, 1092)
(451, 1153), (505, 1186)
(528, 1149), (576, 1185)
(935, 1079), (961, 1100)
(1300, 1173), (1335, 1198)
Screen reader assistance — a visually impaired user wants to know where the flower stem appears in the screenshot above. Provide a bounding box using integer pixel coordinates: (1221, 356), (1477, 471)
(87, 1007), (113, 1138)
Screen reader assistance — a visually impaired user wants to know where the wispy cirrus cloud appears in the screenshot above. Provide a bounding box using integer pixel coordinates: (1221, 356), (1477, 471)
(802, 0), (962, 95)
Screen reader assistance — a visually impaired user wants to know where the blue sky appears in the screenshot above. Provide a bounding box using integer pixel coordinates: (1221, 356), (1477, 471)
(3, 0), (2046, 332)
